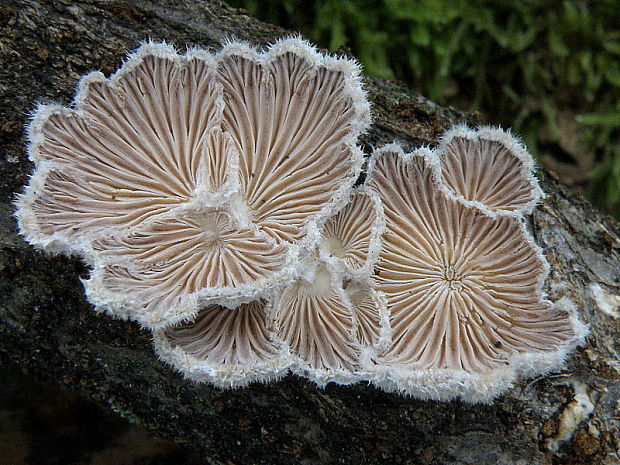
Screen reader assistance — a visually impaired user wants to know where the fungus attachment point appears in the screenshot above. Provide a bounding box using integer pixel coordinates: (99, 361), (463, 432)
(365, 144), (584, 401)
(270, 187), (389, 384)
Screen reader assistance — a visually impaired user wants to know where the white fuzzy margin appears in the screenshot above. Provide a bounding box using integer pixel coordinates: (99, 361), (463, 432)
(14, 37), (372, 331)
(430, 125), (545, 218)
(16, 40), (222, 258)
(152, 300), (293, 388)
(214, 36), (372, 257)
(362, 143), (589, 403)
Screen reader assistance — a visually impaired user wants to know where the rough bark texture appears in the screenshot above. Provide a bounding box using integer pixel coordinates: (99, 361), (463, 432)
(1, 1), (619, 464)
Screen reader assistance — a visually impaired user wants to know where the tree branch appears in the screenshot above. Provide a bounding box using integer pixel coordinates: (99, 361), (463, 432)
(0, 1), (618, 464)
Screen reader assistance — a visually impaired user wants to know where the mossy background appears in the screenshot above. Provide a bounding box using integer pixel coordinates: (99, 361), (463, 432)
(230, 0), (620, 217)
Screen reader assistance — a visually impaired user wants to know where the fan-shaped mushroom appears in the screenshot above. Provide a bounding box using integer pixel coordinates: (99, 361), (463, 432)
(433, 126), (544, 217)
(365, 144), (584, 401)
(16, 38), (371, 329)
(153, 300), (288, 387)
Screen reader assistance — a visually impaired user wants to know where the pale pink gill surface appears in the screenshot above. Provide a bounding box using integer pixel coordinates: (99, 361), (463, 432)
(273, 189), (386, 374)
(367, 148), (574, 372)
(164, 300), (280, 365)
(25, 41), (365, 326)
(24, 38), (578, 389)
(439, 132), (540, 213)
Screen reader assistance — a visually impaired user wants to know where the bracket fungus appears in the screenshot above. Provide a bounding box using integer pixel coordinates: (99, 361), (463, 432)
(154, 187), (390, 386)
(16, 38), (370, 329)
(365, 138), (586, 402)
(16, 37), (585, 401)
(433, 126), (544, 217)
(271, 187), (389, 385)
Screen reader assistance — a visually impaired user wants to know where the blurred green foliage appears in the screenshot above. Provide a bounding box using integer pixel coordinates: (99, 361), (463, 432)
(230, 0), (620, 215)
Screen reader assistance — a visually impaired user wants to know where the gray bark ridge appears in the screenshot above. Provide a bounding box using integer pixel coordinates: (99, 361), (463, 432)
(0, 1), (618, 464)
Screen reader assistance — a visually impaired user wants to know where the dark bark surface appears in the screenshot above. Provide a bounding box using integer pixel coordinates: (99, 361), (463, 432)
(1, 1), (619, 464)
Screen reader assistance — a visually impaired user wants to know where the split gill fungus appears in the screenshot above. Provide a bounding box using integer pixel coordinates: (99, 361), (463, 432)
(16, 38), (585, 402)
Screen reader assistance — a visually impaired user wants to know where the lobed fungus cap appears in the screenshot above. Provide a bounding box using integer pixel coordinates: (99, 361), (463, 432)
(153, 300), (290, 388)
(16, 37), (371, 329)
(155, 187), (391, 386)
(365, 142), (586, 402)
(431, 125), (544, 217)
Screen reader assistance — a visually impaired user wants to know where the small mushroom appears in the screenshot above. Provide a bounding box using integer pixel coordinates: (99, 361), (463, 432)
(19, 45), (221, 244)
(365, 143), (584, 401)
(153, 300), (289, 387)
(345, 282), (391, 354)
(272, 188), (389, 384)
(319, 187), (385, 278)
(433, 126), (544, 217)
(274, 264), (360, 383)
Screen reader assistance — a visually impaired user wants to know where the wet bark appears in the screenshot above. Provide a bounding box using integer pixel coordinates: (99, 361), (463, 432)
(0, 1), (619, 464)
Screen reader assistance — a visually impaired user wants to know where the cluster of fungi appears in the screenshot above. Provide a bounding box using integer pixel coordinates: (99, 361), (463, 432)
(16, 38), (584, 402)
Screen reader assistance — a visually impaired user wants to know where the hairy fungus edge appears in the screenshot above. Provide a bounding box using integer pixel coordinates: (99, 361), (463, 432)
(432, 125), (545, 218)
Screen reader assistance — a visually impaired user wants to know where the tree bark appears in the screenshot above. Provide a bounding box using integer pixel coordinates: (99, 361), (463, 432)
(1, 1), (619, 464)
